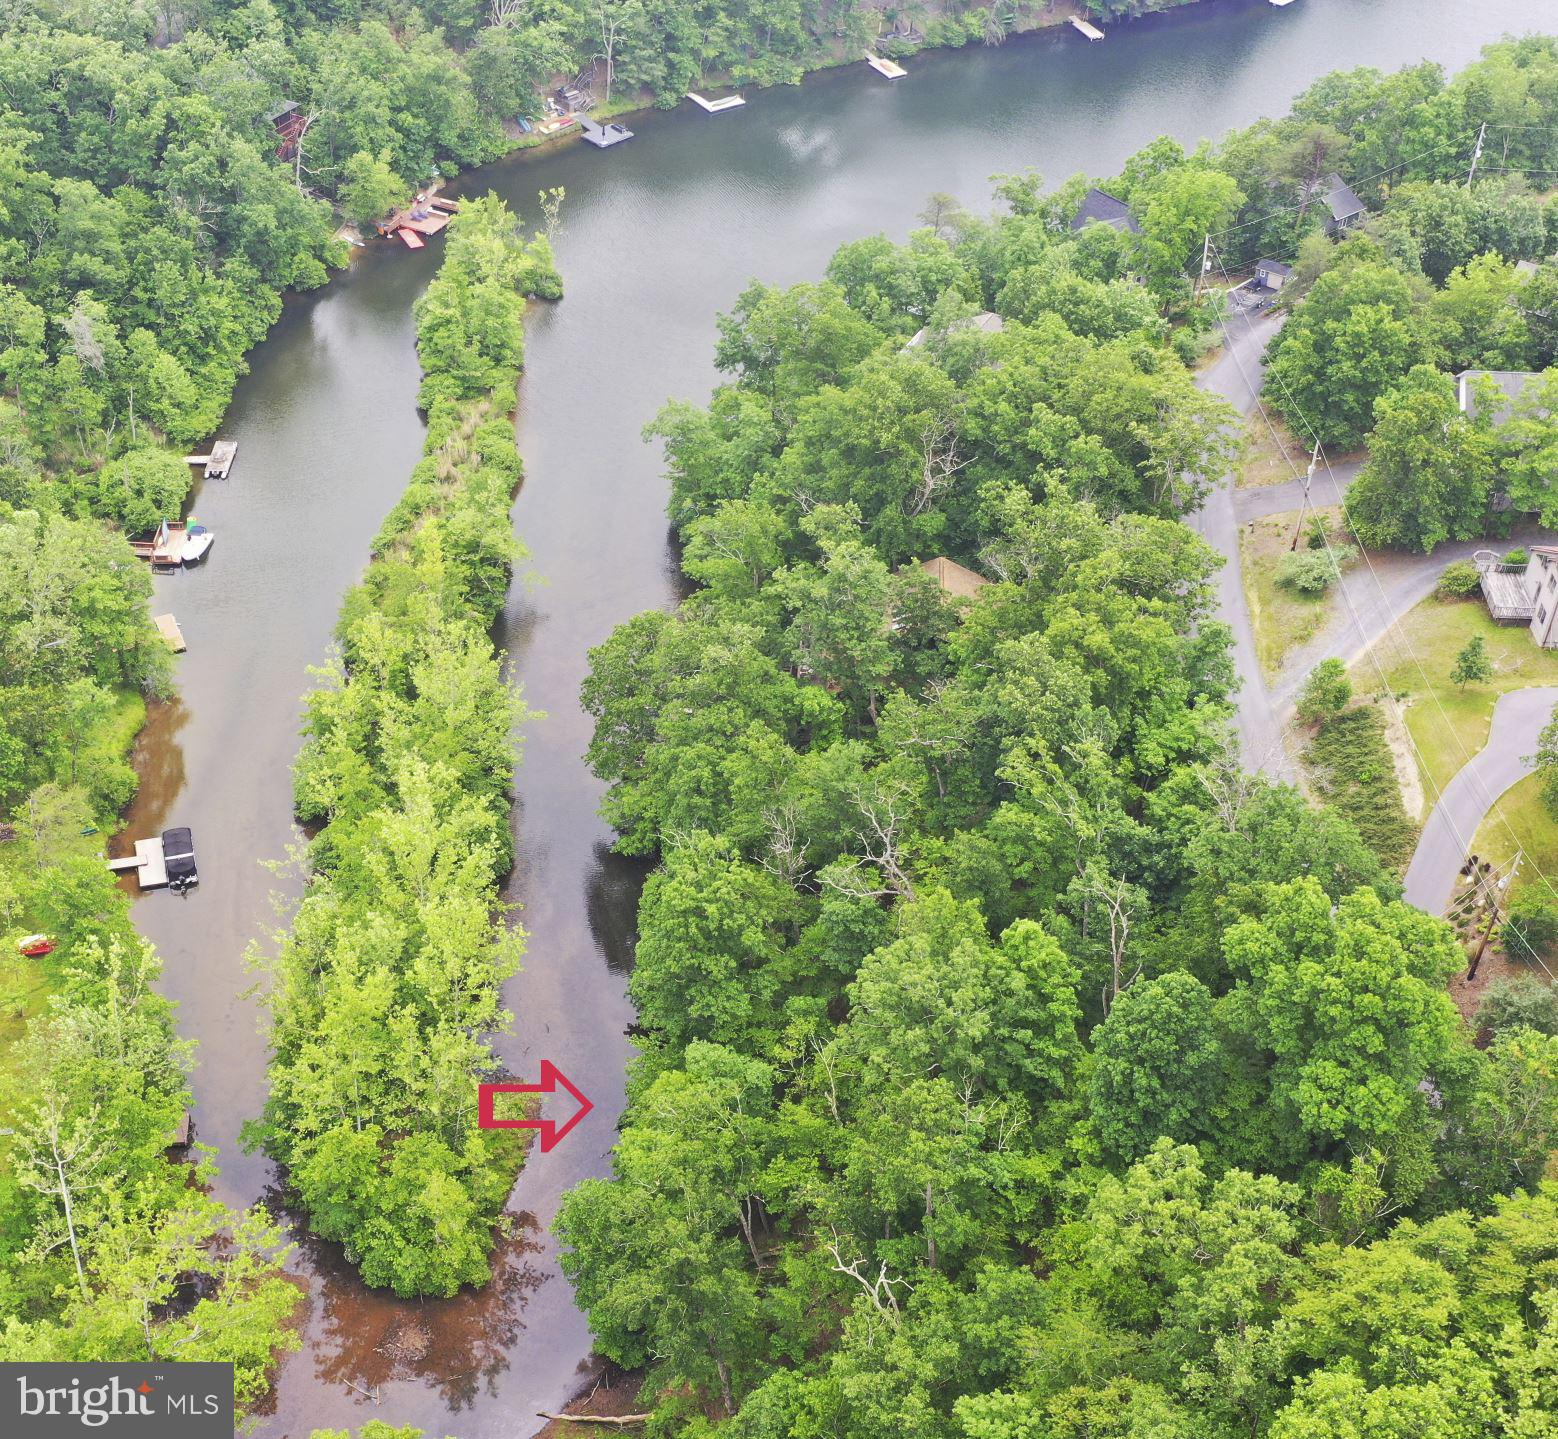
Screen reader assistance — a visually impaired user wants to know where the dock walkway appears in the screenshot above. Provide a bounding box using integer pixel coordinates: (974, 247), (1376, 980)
(866, 55), (907, 79)
(687, 92), (745, 113)
(109, 837), (168, 889)
(155, 614), (187, 652)
(1070, 16), (1105, 40)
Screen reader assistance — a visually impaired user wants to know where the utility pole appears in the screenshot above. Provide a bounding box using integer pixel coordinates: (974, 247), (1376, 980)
(1288, 438), (1323, 551)
(1467, 847), (1520, 981)
(1466, 121), (1487, 188)
(1194, 233), (1213, 305)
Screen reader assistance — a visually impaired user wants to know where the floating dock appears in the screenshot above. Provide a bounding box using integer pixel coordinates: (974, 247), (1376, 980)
(398, 228), (425, 249)
(155, 614), (186, 652)
(866, 55), (907, 80)
(184, 441), (236, 480)
(398, 211), (450, 236)
(1070, 16), (1105, 39)
(108, 837), (168, 889)
(580, 117), (634, 148)
(687, 91), (746, 113)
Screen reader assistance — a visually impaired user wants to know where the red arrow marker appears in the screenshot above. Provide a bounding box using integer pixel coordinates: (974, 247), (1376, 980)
(478, 1061), (594, 1152)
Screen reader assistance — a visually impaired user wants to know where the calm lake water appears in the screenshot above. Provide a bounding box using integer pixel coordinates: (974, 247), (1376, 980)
(117, 0), (1552, 1431)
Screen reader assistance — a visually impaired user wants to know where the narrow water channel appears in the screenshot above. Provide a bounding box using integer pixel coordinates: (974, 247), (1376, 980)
(115, 0), (1549, 1432)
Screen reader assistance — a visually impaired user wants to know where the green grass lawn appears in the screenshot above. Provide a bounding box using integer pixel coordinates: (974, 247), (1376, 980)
(1470, 773), (1558, 910)
(1236, 415), (1308, 489)
(1360, 596), (1558, 798)
(1240, 506), (1350, 676)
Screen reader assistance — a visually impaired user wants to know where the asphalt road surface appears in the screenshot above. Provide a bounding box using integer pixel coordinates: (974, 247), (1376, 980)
(1402, 687), (1558, 913)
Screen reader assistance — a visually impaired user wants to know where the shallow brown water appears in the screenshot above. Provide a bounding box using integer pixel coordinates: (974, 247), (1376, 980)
(114, 1), (1551, 1432)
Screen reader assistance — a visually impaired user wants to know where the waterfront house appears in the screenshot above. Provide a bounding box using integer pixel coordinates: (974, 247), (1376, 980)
(1072, 188), (1142, 235)
(1312, 172), (1366, 233)
(267, 100), (306, 161)
(903, 311), (1004, 350)
(920, 556), (989, 600)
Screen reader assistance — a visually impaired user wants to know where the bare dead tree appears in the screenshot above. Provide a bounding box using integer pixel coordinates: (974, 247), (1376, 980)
(909, 410), (972, 517)
(1195, 736), (1261, 834)
(826, 1235), (908, 1316)
(489, 0), (529, 26)
(1085, 868), (1141, 1012)
(820, 773), (918, 901)
(596, 0), (628, 104)
(757, 800), (807, 884)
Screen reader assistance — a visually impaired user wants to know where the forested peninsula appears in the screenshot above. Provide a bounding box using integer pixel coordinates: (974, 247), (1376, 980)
(558, 38), (1558, 1438)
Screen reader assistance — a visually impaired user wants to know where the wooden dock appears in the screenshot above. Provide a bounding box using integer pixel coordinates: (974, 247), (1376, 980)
(398, 212), (450, 236)
(155, 614), (186, 652)
(866, 55), (907, 80)
(108, 836), (168, 889)
(687, 91), (746, 113)
(398, 228), (425, 249)
(1070, 16), (1105, 40)
(184, 440), (236, 480)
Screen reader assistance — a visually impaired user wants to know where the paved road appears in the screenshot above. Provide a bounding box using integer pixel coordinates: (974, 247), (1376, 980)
(1402, 687), (1558, 913)
(1191, 308), (1294, 778)
(1233, 459), (1362, 522)
(1271, 522), (1558, 710)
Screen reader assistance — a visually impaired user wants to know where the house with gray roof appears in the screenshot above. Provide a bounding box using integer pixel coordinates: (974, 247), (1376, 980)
(1313, 172), (1366, 233)
(1456, 369), (1541, 426)
(1072, 188), (1142, 235)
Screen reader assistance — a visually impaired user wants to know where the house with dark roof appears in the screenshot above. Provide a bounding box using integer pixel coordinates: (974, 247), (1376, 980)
(1456, 369), (1541, 426)
(1254, 258), (1292, 292)
(1311, 172), (1366, 233)
(1072, 188), (1142, 235)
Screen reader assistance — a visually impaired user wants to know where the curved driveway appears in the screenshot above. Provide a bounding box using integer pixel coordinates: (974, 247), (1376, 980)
(1193, 307), (1558, 915)
(1401, 687), (1558, 914)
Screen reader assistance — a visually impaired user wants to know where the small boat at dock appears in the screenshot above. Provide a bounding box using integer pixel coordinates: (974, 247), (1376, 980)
(108, 827), (199, 892)
(181, 525), (215, 565)
(183, 439), (237, 480)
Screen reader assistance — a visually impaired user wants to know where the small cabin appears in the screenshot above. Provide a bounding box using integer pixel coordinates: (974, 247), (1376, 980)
(1254, 258), (1292, 292)
(1314, 173), (1366, 233)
